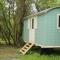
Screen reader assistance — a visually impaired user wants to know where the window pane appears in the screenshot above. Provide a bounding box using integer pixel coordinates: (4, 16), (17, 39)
(32, 19), (34, 29)
(59, 15), (60, 27)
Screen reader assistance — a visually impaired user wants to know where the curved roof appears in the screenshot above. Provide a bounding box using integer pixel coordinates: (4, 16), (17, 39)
(24, 6), (60, 19)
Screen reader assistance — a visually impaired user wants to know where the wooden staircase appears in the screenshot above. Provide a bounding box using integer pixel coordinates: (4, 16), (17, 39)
(20, 42), (34, 55)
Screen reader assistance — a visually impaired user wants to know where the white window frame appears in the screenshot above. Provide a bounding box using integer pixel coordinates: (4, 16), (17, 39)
(57, 14), (60, 29)
(28, 16), (37, 29)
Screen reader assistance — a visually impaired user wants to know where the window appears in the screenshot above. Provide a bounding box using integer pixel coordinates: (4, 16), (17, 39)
(32, 19), (34, 29)
(28, 17), (37, 29)
(58, 15), (60, 27)
(57, 14), (60, 29)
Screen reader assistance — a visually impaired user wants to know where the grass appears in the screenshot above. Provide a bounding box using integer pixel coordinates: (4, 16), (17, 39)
(0, 46), (60, 60)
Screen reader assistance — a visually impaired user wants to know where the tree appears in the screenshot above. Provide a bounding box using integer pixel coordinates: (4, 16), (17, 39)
(0, 0), (60, 47)
(36, 0), (57, 11)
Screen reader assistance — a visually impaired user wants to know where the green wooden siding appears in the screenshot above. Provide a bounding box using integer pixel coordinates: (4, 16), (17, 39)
(23, 7), (60, 47)
(23, 20), (29, 42)
(35, 8), (60, 46)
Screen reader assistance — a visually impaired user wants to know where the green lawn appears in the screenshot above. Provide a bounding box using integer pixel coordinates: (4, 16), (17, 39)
(0, 46), (60, 60)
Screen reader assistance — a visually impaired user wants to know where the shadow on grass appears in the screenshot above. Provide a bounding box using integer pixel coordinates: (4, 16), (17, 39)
(27, 46), (60, 56)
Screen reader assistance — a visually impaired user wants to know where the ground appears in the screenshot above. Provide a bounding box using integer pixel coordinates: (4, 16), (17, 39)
(0, 46), (60, 60)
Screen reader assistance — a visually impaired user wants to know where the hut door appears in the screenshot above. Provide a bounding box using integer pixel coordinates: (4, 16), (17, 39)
(29, 18), (36, 43)
(29, 29), (35, 43)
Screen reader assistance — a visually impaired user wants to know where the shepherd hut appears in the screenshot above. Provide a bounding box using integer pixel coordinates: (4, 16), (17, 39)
(20, 7), (60, 55)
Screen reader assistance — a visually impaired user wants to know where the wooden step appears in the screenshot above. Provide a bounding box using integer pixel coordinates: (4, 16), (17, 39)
(20, 42), (34, 55)
(23, 47), (28, 49)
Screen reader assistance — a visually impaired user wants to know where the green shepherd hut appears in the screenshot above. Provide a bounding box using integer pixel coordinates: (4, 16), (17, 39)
(20, 6), (60, 55)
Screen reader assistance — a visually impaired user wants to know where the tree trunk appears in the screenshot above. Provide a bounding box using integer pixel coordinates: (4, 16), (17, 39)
(13, 0), (26, 47)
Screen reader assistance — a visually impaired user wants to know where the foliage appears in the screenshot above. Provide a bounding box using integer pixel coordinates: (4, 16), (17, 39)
(0, 0), (60, 47)
(36, 0), (57, 11)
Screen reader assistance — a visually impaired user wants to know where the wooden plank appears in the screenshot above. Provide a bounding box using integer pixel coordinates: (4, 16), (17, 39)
(22, 43), (34, 55)
(20, 42), (34, 55)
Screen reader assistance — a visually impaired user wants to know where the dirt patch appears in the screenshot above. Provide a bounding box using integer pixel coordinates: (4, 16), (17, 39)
(0, 47), (19, 57)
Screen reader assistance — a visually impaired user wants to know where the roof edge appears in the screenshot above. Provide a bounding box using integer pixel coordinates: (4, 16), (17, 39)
(24, 6), (60, 19)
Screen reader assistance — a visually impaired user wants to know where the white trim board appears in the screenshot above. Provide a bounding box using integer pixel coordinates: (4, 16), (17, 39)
(35, 44), (60, 48)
